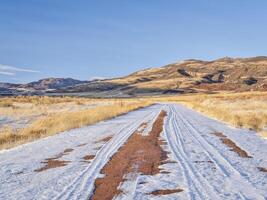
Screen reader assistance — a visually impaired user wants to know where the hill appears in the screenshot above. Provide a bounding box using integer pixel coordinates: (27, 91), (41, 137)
(20, 78), (88, 90)
(55, 56), (267, 97)
(1, 56), (267, 96)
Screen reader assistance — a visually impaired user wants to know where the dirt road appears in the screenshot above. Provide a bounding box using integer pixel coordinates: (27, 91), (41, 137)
(0, 104), (266, 200)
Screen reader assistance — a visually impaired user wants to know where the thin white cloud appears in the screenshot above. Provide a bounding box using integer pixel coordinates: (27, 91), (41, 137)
(0, 64), (40, 73)
(0, 71), (15, 76)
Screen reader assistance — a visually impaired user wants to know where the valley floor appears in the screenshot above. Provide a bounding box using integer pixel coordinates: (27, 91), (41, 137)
(0, 104), (266, 200)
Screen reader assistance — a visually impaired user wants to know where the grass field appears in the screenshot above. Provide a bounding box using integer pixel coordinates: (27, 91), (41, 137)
(1, 92), (266, 150)
(0, 97), (152, 150)
(159, 92), (267, 137)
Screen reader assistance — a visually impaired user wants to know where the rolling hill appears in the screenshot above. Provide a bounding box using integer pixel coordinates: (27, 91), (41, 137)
(55, 56), (267, 97)
(1, 56), (267, 96)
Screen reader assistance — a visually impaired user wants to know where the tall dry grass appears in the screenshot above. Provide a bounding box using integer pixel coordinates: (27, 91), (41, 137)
(159, 92), (267, 137)
(1, 92), (266, 149)
(0, 96), (120, 120)
(0, 97), (152, 150)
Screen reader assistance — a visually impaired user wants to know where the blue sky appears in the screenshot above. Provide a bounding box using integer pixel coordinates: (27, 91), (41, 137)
(0, 0), (267, 83)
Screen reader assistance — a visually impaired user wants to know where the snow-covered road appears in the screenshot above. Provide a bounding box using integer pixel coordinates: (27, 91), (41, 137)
(162, 104), (267, 200)
(0, 104), (266, 200)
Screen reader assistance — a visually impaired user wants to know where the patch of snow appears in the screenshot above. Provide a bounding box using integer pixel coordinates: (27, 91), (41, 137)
(0, 104), (266, 200)
(114, 104), (267, 200)
(0, 104), (163, 200)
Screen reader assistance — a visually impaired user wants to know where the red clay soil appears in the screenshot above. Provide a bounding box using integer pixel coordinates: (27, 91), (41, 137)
(34, 148), (73, 172)
(35, 159), (70, 172)
(149, 188), (183, 196)
(91, 111), (172, 200)
(211, 132), (252, 158)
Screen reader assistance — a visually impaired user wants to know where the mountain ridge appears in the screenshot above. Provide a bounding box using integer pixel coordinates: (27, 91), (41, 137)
(1, 56), (267, 96)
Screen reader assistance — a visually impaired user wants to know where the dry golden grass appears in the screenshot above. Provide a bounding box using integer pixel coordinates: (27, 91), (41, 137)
(259, 131), (267, 138)
(157, 91), (267, 137)
(1, 91), (266, 149)
(0, 97), (152, 150)
(0, 96), (117, 119)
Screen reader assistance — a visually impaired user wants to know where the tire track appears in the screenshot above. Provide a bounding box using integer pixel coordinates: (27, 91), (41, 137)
(165, 104), (266, 200)
(164, 105), (219, 200)
(53, 105), (162, 200)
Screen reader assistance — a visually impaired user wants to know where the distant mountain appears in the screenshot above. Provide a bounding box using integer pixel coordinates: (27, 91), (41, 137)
(19, 78), (88, 90)
(0, 78), (88, 96)
(0, 82), (20, 89)
(1, 56), (267, 97)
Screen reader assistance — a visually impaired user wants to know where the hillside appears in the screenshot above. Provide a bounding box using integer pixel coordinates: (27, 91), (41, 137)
(56, 56), (267, 97)
(1, 56), (267, 96)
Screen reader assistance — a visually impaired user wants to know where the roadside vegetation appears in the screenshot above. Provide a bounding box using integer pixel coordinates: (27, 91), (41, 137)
(160, 91), (267, 138)
(1, 91), (266, 150)
(0, 97), (152, 150)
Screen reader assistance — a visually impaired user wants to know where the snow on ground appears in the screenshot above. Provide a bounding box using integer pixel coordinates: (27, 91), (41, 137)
(0, 115), (42, 130)
(0, 104), (162, 200)
(0, 102), (105, 133)
(114, 104), (267, 200)
(0, 103), (266, 200)
(161, 104), (267, 199)
(0, 116), (13, 127)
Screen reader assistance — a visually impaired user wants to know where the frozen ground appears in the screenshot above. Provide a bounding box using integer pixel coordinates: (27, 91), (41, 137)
(0, 102), (105, 133)
(0, 104), (266, 200)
